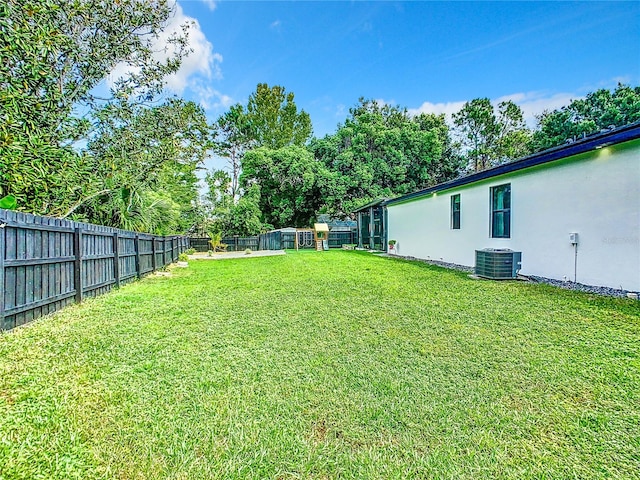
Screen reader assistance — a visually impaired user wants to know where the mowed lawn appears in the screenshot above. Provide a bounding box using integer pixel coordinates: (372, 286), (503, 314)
(1, 251), (639, 479)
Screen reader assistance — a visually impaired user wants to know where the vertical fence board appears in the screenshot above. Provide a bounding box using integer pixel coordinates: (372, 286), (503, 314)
(134, 234), (140, 279)
(113, 232), (120, 287)
(151, 236), (156, 272)
(74, 227), (83, 304)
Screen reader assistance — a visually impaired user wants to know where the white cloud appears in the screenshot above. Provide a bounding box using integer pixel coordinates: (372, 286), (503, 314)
(408, 100), (467, 119)
(192, 83), (234, 111)
(108, 3), (223, 95)
(159, 3), (222, 93)
(609, 75), (631, 85)
(408, 91), (581, 127)
(495, 91), (580, 125)
(270, 20), (281, 29)
(373, 98), (394, 108)
(201, 0), (216, 11)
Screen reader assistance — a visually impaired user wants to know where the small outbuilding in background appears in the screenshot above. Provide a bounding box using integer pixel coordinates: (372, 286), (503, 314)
(313, 223), (330, 251)
(353, 199), (389, 251)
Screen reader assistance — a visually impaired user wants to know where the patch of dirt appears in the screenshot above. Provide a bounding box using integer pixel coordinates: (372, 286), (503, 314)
(189, 250), (286, 260)
(152, 271), (172, 277)
(310, 419), (348, 445)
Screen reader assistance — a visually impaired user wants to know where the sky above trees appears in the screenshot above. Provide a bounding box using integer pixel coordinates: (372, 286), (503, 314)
(152, 0), (639, 142)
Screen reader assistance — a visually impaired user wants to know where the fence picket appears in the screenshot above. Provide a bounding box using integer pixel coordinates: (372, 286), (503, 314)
(113, 232), (120, 287)
(151, 236), (157, 272)
(74, 227), (83, 304)
(134, 234), (140, 279)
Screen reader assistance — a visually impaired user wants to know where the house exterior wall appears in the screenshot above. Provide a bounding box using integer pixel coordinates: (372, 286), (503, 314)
(387, 140), (640, 291)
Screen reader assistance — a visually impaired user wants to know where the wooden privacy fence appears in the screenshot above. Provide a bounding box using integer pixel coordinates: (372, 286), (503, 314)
(0, 208), (188, 331)
(221, 236), (259, 252)
(188, 230), (357, 252)
(187, 237), (210, 252)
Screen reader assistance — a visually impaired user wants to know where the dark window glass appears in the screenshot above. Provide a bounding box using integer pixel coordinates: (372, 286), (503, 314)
(451, 194), (460, 229)
(491, 184), (511, 238)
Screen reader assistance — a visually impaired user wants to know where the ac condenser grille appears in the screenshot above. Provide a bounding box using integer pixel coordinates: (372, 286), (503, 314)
(475, 249), (522, 280)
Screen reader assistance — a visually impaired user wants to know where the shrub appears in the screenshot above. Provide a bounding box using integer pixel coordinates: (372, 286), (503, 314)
(178, 253), (188, 262)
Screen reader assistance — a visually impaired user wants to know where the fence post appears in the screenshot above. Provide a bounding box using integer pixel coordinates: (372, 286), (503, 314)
(151, 236), (157, 272)
(74, 227), (83, 303)
(113, 232), (120, 288)
(162, 237), (166, 266)
(0, 221), (5, 327)
(134, 234), (140, 278)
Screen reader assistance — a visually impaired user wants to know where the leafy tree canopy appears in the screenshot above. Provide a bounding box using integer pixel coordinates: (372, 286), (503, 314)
(210, 83), (312, 209)
(205, 169), (234, 213)
(453, 98), (532, 172)
(215, 185), (272, 237)
(533, 84), (640, 151)
(310, 99), (463, 216)
(244, 83), (313, 149)
(77, 98), (212, 234)
(241, 145), (327, 228)
(213, 105), (252, 200)
(0, 0), (192, 219)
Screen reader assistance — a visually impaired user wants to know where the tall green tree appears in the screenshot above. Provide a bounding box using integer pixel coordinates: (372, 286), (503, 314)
(205, 169), (234, 212)
(532, 84), (640, 151)
(204, 170), (269, 236)
(244, 83), (313, 149)
(211, 83), (312, 206)
(75, 99), (212, 234)
(213, 105), (252, 200)
(241, 145), (327, 228)
(310, 99), (463, 216)
(0, 0), (191, 215)
(214, 185), (270, 237)
(453, 98), (532, 172)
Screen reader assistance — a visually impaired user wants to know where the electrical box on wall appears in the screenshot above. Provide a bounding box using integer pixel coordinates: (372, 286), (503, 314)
(569, 232), (579, 245)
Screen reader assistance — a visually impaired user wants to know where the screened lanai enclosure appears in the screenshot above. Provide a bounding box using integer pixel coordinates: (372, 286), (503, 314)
(354, 199), (388, 251)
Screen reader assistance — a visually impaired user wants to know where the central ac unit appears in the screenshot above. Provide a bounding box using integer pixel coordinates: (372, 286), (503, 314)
(475, 249), (522, 280)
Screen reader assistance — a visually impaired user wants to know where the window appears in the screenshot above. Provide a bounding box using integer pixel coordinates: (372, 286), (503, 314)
(491, 184), (511, 238)
(451, 194), (460, 229)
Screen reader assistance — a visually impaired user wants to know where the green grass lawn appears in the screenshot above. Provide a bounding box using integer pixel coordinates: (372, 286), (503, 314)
(1, 250), (639, 479)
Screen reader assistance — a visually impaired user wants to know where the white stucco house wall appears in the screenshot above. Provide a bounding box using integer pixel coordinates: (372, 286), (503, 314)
(384, 123), (640, 292)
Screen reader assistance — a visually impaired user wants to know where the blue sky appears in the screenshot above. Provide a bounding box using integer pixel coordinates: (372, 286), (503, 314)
(165, 0), (639, 140)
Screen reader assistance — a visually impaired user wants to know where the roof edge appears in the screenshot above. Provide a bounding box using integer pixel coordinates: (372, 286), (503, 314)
(353, 198), (392, 213)
(385, 121), (640, 207)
